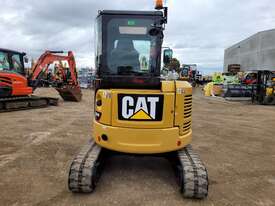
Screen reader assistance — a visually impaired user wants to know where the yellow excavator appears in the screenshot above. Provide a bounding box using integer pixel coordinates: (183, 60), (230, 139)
(68, 0), (208, 199)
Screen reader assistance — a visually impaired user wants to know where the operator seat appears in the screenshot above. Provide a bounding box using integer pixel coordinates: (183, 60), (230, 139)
(110, 39), (140, 73)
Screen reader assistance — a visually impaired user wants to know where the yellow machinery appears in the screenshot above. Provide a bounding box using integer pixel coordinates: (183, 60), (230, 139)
(68, 0), (208, 199)
(252, 70), (275, 105)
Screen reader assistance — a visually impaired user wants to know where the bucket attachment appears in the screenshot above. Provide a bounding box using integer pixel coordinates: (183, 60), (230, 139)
(56, 86), (82, 102)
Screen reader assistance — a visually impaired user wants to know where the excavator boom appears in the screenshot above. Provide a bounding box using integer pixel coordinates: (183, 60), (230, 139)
(29, 51), (82, 102)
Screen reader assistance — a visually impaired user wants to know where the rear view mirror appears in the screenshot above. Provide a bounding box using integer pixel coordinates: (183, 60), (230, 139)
(163, 49), (173, 64)
(149, 28), (161, 36)
(24, 56), (29, 63)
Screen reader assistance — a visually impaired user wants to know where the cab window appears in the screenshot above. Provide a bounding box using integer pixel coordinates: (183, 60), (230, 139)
(11, 54), (24, 74)
(0, 52), (10, 71)
(106, 18), (157, 75)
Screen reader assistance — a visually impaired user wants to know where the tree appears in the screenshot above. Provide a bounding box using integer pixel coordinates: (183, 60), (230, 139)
(166, 58), (181, 72)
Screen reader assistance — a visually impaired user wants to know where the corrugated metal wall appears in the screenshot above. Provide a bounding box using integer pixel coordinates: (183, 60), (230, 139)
(224, 29), (275, 72)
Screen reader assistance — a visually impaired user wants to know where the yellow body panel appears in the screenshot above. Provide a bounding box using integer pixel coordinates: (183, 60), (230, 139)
(180, 77), (189, 81)
(161, 80), (175, 92)
(94, 80), (193, 154)
(95, 90), (112, 125)
(174, 81), (192, 135)
(93, 120), (192, 154)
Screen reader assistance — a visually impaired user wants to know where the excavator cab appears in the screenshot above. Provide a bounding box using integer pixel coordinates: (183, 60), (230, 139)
(0, 48), (25, 75)
(94, 10), (164, 90)
(0, 48), (32, 98)
(68, 1), (208, 199)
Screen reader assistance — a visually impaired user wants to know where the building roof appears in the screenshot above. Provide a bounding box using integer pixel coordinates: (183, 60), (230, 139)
(0, 48), (25, 55)
(225, 28), (275, 51)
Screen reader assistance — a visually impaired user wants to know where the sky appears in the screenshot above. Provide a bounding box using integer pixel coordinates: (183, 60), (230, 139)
(0, 0), (275, 74)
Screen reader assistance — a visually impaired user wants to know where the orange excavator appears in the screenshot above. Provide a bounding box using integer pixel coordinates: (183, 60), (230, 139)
(0, 48), (82, 112)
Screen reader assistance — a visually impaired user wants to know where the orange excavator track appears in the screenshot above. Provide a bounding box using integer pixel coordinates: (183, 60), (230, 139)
(0, 95), (58, 113)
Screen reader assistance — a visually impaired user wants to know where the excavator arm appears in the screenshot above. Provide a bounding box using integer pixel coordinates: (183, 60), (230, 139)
(30, 51), (77, 85)
(29, 51), (82, 102)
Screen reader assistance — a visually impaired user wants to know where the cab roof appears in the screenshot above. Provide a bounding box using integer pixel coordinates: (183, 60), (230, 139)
(98, 10), (163, 17)
(0, 48), (25, 55)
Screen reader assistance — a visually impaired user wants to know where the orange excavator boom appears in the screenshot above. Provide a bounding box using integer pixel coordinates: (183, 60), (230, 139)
(29, 51), (82, 102)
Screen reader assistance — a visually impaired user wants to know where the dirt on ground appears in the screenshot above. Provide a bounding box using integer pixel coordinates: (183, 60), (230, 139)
(0, 87), (275, 206)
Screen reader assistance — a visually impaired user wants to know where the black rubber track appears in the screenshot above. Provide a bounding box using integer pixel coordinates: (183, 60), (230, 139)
(0, 96), (58, 112)
(177, 145), (208, 199)
(68, 140), (104, 193)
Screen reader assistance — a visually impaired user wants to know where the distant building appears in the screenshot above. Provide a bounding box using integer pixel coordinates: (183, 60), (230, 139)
(78, 67), (95, 88)
(224, 29), (275, 72)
